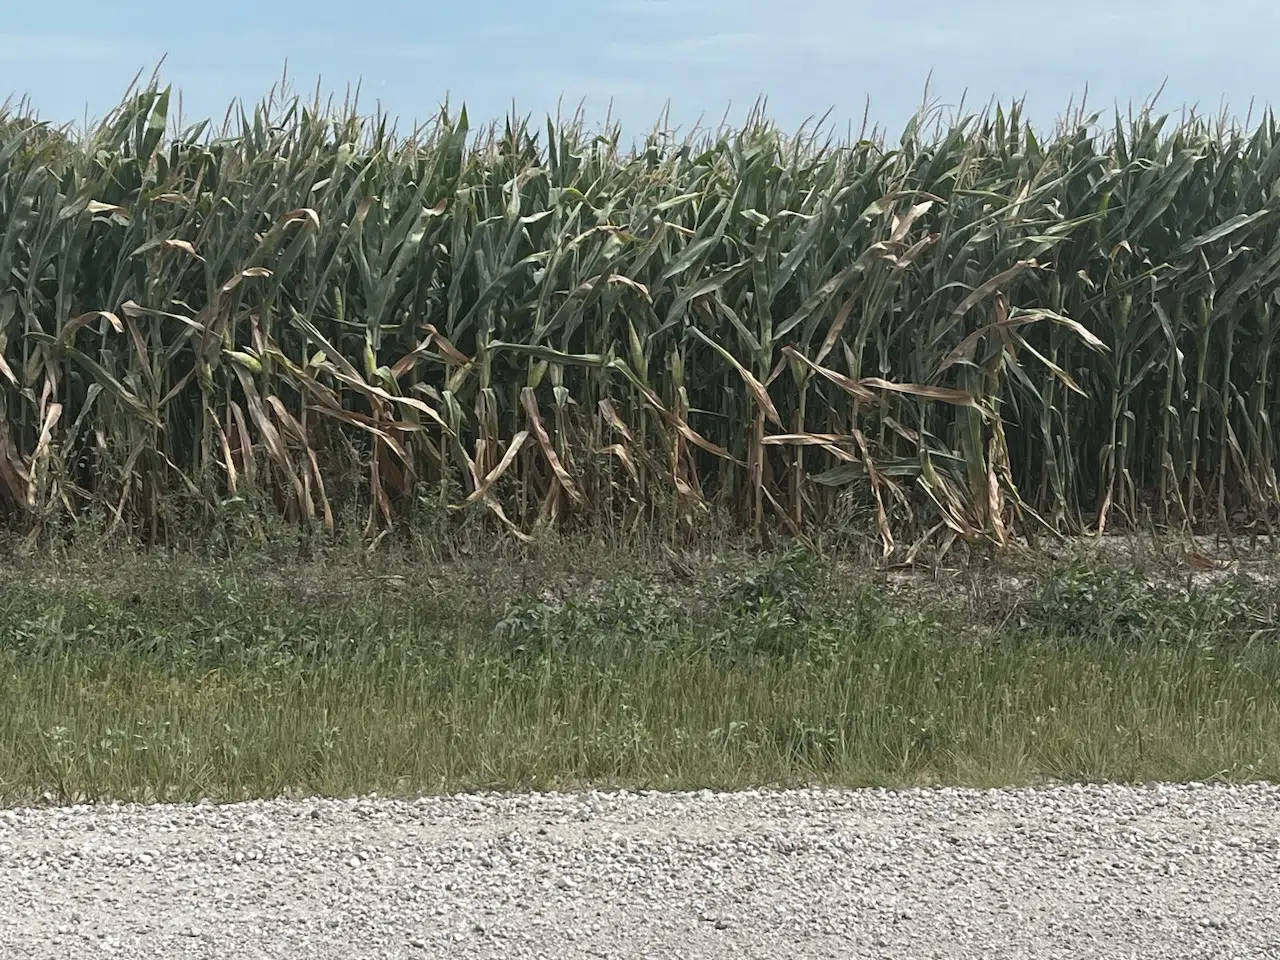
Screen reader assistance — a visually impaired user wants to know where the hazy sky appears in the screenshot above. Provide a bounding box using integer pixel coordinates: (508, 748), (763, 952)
(0, 0), (1273, 139)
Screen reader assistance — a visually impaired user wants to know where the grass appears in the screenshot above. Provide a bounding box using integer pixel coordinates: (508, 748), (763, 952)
(2, 535), (1278, 806)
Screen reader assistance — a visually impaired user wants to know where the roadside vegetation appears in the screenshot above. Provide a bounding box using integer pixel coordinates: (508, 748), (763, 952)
(2, 528), (1277, 806)
(4, 78), (1280, 805)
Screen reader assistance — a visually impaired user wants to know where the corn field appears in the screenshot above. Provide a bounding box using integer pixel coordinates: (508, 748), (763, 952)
(2, 83), (1279, 553)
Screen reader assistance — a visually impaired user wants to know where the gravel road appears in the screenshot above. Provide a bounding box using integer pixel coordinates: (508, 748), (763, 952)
(1, 783), (1278, 959)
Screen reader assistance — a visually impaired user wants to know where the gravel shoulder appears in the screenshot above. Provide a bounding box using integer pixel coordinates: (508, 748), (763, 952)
(2, 784), (1278, 959)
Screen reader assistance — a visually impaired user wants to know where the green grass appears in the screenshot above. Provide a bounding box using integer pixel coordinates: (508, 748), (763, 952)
(1, 539), (1278, 805)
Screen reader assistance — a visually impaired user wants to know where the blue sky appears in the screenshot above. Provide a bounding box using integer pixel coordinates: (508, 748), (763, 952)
(1, 0), (1274, 139)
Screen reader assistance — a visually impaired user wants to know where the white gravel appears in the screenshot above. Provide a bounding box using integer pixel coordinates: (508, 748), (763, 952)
(1, 783), (1278, 959)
